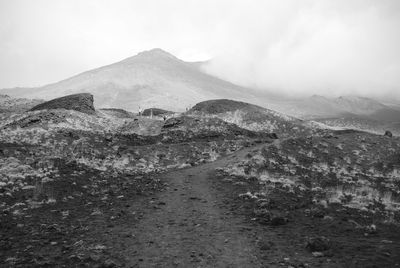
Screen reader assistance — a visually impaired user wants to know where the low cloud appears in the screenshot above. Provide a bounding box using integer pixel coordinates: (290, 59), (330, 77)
(202, 0), (400, 100)
(0, 0), (399, 101)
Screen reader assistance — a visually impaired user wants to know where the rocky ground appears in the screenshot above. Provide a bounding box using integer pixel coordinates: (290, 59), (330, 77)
(215, 132), (400, 267)
(1, 96), (400, 267)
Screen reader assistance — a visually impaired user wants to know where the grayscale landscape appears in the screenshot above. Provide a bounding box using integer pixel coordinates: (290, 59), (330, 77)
(0, 1), (400, 267)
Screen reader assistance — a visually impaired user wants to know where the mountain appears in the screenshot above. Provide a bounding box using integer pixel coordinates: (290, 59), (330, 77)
(333, 96), (386, 115)
(0, 49), (258, 112)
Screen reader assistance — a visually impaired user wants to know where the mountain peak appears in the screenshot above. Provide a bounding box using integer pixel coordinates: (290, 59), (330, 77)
(135, 48), (177, 59)
(119, 48), (179, 64)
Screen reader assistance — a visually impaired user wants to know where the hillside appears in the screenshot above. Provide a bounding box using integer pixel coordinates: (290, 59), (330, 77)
(0, 49), (258, 112)
(187, 99), (319, 137)
(269, 95), (400, 120)
(1, 91), (400, 267)
(314, 117), (400, 136)
(0, 94), (43, 113)
(264, 95), (400, 135)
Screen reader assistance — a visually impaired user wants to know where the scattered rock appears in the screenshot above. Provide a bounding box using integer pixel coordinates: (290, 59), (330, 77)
(306, 236), (331, 252)
(253, 208), (271, 219)
(312, 252), (324, 257)
(270, 216), (288, 226)
(365, 224), (377, 234)
(270, 133), (278, 139)
(310, 208), (326, 218)
(101, 259), (117, 268)
(87, 254), (101, 262)
(163, 118), (183, 128)
(259, 240), (273, 251)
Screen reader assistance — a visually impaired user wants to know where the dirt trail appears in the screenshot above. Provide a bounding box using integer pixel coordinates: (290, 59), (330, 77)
(119, 142), (274, 268)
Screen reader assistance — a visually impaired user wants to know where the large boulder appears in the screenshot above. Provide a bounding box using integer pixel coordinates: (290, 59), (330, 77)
(30, 93), (95, 114)
(384, 130), (393, 138)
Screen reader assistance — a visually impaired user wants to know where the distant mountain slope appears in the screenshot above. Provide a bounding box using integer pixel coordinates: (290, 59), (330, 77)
(0, 94), (43, 113)
(0, 49), (257, 112)
(268, 95), (400, 122)
(263, 95), (400, 136)
(314, 117), (400, 136)
(333, 96), (385, 115)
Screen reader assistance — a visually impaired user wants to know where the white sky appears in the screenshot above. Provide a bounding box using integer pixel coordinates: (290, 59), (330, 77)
(0, 0), (399, 100)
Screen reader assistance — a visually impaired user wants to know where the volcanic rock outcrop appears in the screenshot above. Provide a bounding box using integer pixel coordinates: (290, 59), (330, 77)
(30, 93), (95, 114)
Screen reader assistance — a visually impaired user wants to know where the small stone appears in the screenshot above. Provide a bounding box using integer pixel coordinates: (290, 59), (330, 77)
(88, 254), (101, 262)
(306, 236), (331, 252)
(259, 241), (271, 251)
(101, 259), (117, 268)
(382, 251), (391, 257)
(312, 252), (324, 257)
(254, 208), (271, 218)
(365, 224), (377, 234)
(270, 216), (288, 226)
(91, 209), (102, 216)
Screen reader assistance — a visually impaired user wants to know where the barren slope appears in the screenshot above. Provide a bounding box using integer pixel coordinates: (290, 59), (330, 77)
(0, 49), (257, 112)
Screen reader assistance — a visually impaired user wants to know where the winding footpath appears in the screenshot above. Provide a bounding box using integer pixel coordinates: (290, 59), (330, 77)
(120, 141), (277, 267)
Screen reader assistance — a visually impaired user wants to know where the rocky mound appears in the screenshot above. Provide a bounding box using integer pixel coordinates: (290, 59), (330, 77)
(30, 93), (95, 114)
(189, 99), (257, 114)
(188, 99), (315, 137)
(142, 108), (173, 116)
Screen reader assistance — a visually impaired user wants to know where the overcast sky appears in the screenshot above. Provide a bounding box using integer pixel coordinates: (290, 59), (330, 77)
(1, 0), (399, 100)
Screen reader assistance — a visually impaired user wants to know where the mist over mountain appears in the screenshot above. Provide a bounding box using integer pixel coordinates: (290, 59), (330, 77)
(1, 48), (399, 129)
